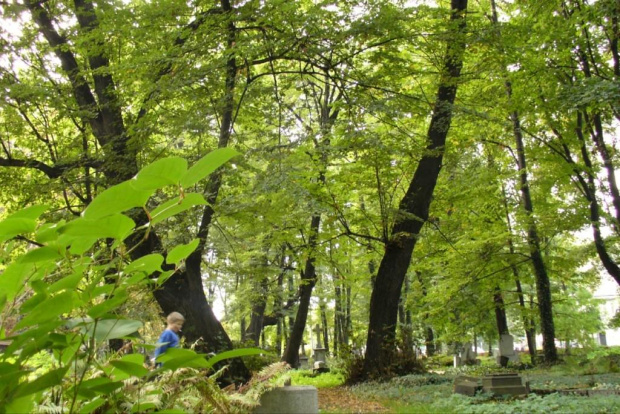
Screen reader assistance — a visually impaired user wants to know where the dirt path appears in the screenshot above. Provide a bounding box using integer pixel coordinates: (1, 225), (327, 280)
(318, 387), (390, 413)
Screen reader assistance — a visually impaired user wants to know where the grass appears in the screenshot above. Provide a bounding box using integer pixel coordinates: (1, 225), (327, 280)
(289, 369), (345, 388)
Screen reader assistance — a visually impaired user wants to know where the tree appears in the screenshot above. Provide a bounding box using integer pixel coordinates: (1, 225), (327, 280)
(363, 0), (469, 377)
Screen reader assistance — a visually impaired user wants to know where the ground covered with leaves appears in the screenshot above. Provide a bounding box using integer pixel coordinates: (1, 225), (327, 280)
(294, 353), (620, 413)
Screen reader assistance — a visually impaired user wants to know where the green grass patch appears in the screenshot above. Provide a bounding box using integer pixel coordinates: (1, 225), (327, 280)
(289, 369), (345, 388)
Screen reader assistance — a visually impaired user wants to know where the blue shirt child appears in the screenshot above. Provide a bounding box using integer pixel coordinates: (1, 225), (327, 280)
(153, 312), (184, 366)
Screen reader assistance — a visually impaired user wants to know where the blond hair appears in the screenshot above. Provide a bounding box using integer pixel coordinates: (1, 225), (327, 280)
(167, 312), (185, 324)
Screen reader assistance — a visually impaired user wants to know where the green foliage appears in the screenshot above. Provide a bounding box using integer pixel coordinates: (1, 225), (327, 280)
(289, 369), (345, 388)
(350, 368), (620, 414)
(0, 149), (242, 412)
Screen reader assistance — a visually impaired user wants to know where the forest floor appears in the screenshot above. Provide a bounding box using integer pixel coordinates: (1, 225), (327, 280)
(317, 386), (390, 413)
(294, 351), (620, 413)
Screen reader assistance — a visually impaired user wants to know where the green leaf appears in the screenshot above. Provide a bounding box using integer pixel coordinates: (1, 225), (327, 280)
(90, 319), (142, 342)
(131, 402), (157, 413)
(156, 270), (175, 286)
(205, 347), (267, 369)
(87, 291), (129, 318)
(48, 270), (84, 294)
(61, 214), (135, 241)
(79, 397), (105, 414)
(82, 181), (152, 220)
(150, 193), (206, 225)
(67, 237), (98, 255)
(8, 204), (48, 220)
(180, 147), (239, 188)
(19, 246), (61, 263)
(110, 355), (149, 378)
(35, 222), (61, 243)
(3, 395), (35, 414)
(155, 348), (209, 370)
(134, 156), (188, 190)
(0, 218), (36, 243)
(15, 291), (79, 330)
(166, 239), (199, 265)
(0, 262), (34, 302)
(13, 366), (69, 398)
(125, 254), (164, 275)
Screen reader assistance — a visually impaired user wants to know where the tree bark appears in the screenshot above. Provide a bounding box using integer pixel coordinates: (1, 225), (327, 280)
(363, 0), (468, 378)
(509, 87), (558, 363)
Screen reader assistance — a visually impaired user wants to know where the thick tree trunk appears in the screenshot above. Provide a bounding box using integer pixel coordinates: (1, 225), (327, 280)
(493, 286), (509, 336)
(27, 0), (251, 381)
(154, 253), (250, 383)
(363, 0), (468, 378)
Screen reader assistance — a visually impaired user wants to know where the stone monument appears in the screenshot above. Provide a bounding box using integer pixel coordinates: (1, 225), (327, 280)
(496, 334), (520, 367)
(253, 386), (319, 414)
(312, 324), (329, 373)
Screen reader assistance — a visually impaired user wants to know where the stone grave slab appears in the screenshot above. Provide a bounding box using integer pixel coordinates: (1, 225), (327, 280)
(253, 386), (318, 414)
(453, 375), (482, 396)
(482, 373), (529, 396)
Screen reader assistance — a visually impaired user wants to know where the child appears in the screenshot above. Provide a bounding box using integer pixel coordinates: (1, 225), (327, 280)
(154, 312), (184, 366)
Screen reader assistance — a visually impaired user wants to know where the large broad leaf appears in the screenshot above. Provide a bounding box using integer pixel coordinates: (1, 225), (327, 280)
(87, 291), (129, 319)
(82, 181), (152, 220)
(12, 366), (69, 398)
(8, 204), (48, 220)
(19, 246), (61, 263)
(155, 348), (209, 370)
(90, 319), (142, 342)
(134, 157), (188, 190)
(150, 193), (206, 225)
(0, 262), (34, 303)
(15, 291), (79, 330)
(166, 239), (199, 265)
(60, 214), (135, 241)
(180, 148), (239, 188)
(109, 354), (149, 378)
(35, 222), (62, 243)
(78, 397), (105, 414)
(124, 254), (164, 275)
(0, 218), (36, 243)
(205, 348), (267, 370)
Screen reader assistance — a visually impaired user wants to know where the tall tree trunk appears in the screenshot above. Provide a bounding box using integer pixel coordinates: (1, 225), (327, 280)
(500, 183), (537, 364)
(398, 276), (414, 357)
(509, 90), (558, 363)
(493, 286), (509, 336)
(320, 299), (330, 355)
(363, 0), (468, 378)
(489, 0), (557, 364)
(283, 215), (320, 367)
(246, 286), (268, 346)
(282, 73), (340, 367)
(24, 0), (251, 379)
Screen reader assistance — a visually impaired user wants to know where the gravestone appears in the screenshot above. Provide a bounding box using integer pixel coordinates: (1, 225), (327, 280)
(482, 373), (529, 396)
(312, 324), (328, 373)
(496, 334), (520, 366)
(460, 342), (480, 365)
(298, 355), (309, 369)
(253, 386), (319, 414)
(454, 373), (529, 397)
(453, 355), (462, 367)
(453, 375), (482, 396)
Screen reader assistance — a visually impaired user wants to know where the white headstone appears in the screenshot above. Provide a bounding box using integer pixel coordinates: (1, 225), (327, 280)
(497, 334), (520, 364)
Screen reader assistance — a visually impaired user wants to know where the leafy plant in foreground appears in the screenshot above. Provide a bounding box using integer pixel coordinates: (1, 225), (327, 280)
(0, 148), (261, 412)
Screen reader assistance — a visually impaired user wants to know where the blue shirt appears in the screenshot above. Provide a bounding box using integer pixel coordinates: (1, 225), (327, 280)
(154, 329), (179, 362)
